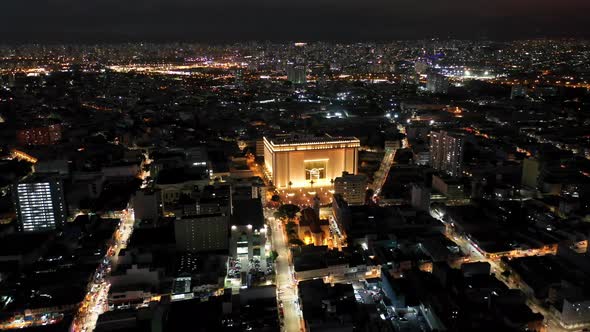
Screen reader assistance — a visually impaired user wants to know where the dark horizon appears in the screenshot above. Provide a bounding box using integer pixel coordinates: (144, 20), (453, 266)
(1, 0), (589, 43)
(2, 36), (590, 46)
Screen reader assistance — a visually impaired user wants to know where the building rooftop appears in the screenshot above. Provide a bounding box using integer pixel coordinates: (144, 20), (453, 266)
(155, 166), (208, 185)
(264, 134), (360, 146)
(231, 198), (264, 228)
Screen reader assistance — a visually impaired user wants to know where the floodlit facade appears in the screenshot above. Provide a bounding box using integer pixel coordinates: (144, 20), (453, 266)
(263, 135), (360, 188)
(13, 176), (66, 232)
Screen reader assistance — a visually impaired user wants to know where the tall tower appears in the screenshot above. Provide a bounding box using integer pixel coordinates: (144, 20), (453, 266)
(13, 175), (67, 232)
(430, 131), (464, 177)
(426, 73), (449, 94)
(286, 64), (307, 85)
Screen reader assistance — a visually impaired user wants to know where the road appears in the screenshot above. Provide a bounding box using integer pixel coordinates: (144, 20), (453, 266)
(444, 231), (572, 332)
(267, 211), (303, 332)
(372, 147), (396, 196)
(71, 208), (136, 332)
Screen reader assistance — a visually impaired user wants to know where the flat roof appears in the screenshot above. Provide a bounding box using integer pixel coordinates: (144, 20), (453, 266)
(231, 198), (264, 228)
(264, 135), (359, 146)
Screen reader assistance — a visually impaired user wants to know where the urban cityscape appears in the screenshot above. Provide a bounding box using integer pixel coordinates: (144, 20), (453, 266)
(0, 4), (590, 332)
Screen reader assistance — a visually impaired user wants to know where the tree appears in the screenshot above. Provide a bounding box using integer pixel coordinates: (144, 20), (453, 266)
(288, 181), (293, 190)
(289, 238), (305, 246)
(277, 204), (300, 219)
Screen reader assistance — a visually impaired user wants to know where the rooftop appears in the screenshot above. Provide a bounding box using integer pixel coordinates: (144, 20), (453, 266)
(264, 134), (359, 146)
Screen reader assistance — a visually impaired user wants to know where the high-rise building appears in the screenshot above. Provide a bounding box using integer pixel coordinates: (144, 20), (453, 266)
(430, 131), (464, 177)
(174, 185), (231, 252)
(234, 68), (244, 86)
(286, 64), (307, 85)
(334, 172), (367, 205)
(426, 73), (449, 94)
(263, 135), (360, 188)
(12, 175), (66, 232)
(230, 198), (266, 269)
(175, 213), (229, 253)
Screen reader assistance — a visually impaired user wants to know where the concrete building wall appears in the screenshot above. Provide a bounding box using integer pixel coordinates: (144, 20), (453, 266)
(175, 214), (229, 252)
(230, 225), (267, 269)
(560, 298), (590, 327)
(521, 158), (540, 189)
(132, 189), (162, 221)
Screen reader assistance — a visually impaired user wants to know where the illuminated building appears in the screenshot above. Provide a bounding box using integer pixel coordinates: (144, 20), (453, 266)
(286, 64), (307, 85)
(426, 73), (449, 94)
(12, 175), (66, 232)
(263, 135), (360, 188)
(298, 207), (330, 246)
(334, 172), (367, 205)
(10, 149), (38, 163)
(234, 68), (244, 86)
(16, 123), (62, 146)
(430, 130), (464, 177)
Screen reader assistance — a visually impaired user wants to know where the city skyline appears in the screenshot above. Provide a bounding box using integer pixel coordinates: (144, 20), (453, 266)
(0, 3), (590, 331)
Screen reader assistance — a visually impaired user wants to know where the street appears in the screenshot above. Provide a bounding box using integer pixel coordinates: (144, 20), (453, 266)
(267, 210), (304, 332)
(372, 148), (396, 196)
(444, 231), (572, 332)
(71, 208), (136, 332)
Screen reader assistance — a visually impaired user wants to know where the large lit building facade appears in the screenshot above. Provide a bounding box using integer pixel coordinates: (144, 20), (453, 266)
(263, 135), (360, 188)
(13, 175), (66, 232)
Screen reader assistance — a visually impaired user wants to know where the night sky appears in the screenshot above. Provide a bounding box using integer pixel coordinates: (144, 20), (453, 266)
(1, 0), (589, 43)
